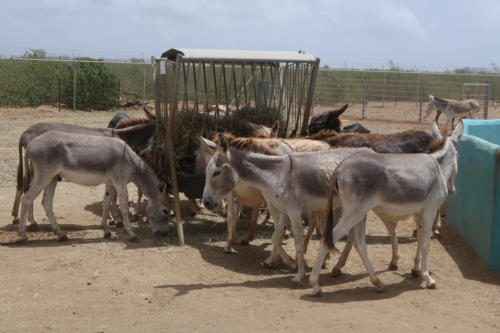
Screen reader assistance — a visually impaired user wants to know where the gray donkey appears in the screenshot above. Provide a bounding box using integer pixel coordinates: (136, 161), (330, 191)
(309, 120), (463, 296)
(11, 119), (155, 227)
(17, 131), (169, 243)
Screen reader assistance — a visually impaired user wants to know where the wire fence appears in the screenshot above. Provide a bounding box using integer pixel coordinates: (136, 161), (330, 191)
(0, 57), (499, 122)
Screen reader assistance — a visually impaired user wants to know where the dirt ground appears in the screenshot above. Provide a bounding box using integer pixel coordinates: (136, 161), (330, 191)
(0, 104), (499, 333)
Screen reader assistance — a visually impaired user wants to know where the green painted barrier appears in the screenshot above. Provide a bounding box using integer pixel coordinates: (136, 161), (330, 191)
(448, 119), (500, 270)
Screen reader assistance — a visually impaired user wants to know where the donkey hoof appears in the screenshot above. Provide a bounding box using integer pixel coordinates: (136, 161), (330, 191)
(58, 234), (69, 242)
(388, 263), (398, 271)
(289, 280), (303, 289)
(312, 289), (324, 297)
(129, 235), (139, 242)
(411, 269), (420, 278)
(427, 283), (437, 290)
(260, 261), (273, 269)
(330, 268), (342, 278)
(239, 239), (250, 246)
(103, 231), (112, 239)
(16, 236), (28, 244)
(224, 247), (235, 254)
(116, 222), (124, 228)
(431, 232), (441, 239)
(12, 218), (19, 225)
(27, 223), (38, 232)
(376, 286), (386, 293)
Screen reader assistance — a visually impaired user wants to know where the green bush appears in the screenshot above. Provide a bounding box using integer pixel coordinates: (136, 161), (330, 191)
(62, 58), (119, 110)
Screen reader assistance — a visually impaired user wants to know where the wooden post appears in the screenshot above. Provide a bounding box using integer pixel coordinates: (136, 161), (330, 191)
(192, 63), (199, 114)
(211, 61), (219, 117)
(202, 62), (209, 114)
(222, 63), (229, 113)
(182, 62), (189, 111)
(166, 55), (185, 246)
(241, 63), (248, 107)
(300, 59), (320, 136)
(251, 63), (257, 107)
(232, 63), (239, 110)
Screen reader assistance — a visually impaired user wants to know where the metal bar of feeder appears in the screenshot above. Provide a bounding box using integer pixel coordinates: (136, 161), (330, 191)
(166, 55), (185, 246)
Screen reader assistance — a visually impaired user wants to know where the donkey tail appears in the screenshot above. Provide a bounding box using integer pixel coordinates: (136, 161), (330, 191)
(11, 139), (24, 218)
(324, 171), (339, 250)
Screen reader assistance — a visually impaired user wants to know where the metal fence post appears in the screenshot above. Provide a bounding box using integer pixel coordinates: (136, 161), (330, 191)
(58, 78), (61, 112)
(143, 55), (146, 105)
(73, 60), (77, 111)
(419, 81), (424, 123)
(484, 83), (490, 119)
(361, 79), (366, 119)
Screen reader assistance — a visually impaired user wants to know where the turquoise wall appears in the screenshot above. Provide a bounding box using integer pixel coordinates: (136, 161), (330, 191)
(448, 119), (500, 270)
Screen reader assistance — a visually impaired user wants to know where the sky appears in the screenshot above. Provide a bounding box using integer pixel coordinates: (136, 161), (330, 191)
(1, 0), (499, 71)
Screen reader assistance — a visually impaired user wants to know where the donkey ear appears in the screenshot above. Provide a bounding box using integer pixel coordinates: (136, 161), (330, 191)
(143, 107), (156, 122)
(328, 104), (349, 119)
(271, 120), (280, 137)
(217, 133), (229, 153)
(430, 119), (443, 140)
(450, 120), (464, 146)
(200, 136), (217, 152)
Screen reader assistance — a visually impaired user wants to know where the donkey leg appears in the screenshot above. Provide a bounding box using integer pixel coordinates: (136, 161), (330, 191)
(101, 185), (113, 238)
(380, 219), (399, 270)
(11, 189), (22, 224)
(241, 205), (259, 245)
(352, 217), (385, 292)
(263, 210), (295, 269)
(108, 186), (122, 226)
(18, 179), (47, 243)
(420, 209), (437, 289)
(309, 240), (330, 297)
(412, 216), (423, 278)
(303, 218), (316, 254)
(42, 178), (67, 241)
(115, 184), (136, 241)
(331, 232), (354, 277)
(289, 210), (306, 286)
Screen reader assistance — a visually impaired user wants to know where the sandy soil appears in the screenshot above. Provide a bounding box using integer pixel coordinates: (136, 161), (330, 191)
(0, 104), (499, 333)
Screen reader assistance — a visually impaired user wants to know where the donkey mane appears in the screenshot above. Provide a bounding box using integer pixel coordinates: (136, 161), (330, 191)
(307, 129), (447, 154)
(135, 148), (162, 177)
(214, 134), (281, 156)
(115, 117), (150, 129)
(433, 96), (451, 105)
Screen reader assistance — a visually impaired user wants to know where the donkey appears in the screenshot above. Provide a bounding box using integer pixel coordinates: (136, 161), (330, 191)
(203, 133), (370, 286)
(424, 95), (479, 132)
(309, 120), (463, 296)
(17, 131), (169, 243)
(196, 136), (294, 253)
(308, 104), (370, 135)
(11, 118), (155, 226)
(107, 111), (132, 129)
(246, 120), (280, 138)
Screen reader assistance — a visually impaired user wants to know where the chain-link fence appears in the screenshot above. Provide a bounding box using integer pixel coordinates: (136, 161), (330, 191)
(313, 69), (500, 122)
(1, 57), (499, 122)
(0, 57), (153, 110)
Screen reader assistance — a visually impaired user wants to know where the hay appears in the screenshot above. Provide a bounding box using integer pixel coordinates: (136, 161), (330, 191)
(171, 106), (285, 172)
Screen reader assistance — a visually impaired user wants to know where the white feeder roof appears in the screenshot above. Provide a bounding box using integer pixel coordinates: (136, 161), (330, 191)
(161, 48), (317, 63)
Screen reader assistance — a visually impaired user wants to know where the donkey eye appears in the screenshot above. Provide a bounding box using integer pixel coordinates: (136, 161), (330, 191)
(213, 170), (221, 177)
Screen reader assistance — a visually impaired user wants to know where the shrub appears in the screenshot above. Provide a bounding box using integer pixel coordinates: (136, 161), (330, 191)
(62, 57), (119, 110)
